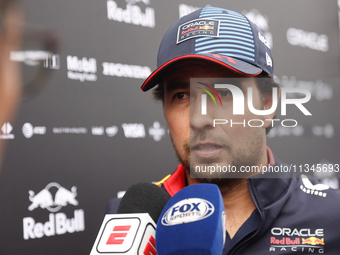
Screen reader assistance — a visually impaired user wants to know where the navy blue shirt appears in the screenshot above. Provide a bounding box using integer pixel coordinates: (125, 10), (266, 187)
(222, 209), (261, 254)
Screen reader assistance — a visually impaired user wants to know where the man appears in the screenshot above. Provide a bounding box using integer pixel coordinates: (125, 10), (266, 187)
(0, 0), (22, 168)
(140, 6), (340, 254)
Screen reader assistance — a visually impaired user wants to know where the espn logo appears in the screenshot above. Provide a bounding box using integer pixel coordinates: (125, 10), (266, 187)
(143, 236), (156, 255)
(90, 214), (157, 255)
(106, 225), (131, 245)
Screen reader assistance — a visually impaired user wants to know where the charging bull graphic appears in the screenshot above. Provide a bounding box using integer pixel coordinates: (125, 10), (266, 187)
(28, 182), (79, 212)
(28, 189), (54, 211)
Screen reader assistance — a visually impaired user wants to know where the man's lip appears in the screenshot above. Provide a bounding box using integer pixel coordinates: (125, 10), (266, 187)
(191, 143), (223, 158)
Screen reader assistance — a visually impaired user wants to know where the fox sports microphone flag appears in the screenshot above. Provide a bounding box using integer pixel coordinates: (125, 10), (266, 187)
(156, 184), (226, 255)
(90, 182), (169, 255)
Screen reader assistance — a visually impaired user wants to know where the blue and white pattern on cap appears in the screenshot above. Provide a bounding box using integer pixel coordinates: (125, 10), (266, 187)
(195, 7), (255, 63)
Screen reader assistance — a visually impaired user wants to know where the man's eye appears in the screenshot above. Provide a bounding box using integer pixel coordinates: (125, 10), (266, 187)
(174, 92), (188, 100)
(218, 90), (231, 97)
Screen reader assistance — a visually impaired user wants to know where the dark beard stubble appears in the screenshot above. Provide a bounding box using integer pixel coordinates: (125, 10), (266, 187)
(170, 132), (263, 190)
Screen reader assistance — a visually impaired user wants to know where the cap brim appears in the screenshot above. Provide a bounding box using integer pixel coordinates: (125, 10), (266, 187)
(141, 53), (262, 91)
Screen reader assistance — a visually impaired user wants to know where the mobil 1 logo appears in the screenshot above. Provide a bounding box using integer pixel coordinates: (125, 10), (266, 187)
(23, 182), (85, 240)
(67, 55), (97, 82)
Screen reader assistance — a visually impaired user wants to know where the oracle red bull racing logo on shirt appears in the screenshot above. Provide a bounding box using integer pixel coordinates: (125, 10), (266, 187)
(269, 227), (325, 253)
(23, 182), (85, 240)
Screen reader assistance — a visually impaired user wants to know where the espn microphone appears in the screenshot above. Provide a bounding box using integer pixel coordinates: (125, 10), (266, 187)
(156, 184), (226, 255)
(90, 182), (170, 255)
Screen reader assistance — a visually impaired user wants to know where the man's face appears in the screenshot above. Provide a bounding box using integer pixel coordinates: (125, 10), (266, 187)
(163, 59), (271, 184)
(0, 4), (23, 167)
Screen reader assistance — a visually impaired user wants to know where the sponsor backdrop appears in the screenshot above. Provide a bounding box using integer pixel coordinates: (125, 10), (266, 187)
(0, 0), (339, 254)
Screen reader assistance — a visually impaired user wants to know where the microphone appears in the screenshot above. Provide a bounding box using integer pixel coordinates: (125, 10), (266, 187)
(156, 183), (226, 255)
(90, 182), (170, 255)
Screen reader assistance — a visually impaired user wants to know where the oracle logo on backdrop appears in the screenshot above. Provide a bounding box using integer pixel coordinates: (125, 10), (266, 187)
(287, 28), (329, 52)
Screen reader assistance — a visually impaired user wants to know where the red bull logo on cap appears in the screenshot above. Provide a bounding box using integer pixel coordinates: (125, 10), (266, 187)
(199, 25), (214, 30)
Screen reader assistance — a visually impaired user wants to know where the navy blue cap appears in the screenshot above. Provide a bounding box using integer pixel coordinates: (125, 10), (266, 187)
(141, 6), (273, 91)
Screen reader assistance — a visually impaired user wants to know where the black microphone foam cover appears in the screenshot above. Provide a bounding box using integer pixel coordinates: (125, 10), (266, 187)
(117, 182), (170, 223)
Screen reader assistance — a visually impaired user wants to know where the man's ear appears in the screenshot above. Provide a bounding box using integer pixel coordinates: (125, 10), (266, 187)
(263, 87), (280, 129)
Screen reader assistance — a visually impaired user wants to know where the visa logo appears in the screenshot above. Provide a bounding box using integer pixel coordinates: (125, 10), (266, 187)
(122, 123), (145, 138)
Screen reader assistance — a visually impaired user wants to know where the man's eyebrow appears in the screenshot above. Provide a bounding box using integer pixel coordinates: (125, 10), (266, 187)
(211, 78), (245, 89)
(165, 82), (189, 92)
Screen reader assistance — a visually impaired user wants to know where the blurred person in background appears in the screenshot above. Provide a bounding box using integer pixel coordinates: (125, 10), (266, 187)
(0, 0), (57, 169)
(0, 0), (23, 168)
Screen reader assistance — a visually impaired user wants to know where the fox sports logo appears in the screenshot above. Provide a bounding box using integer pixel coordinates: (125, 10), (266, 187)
(161, 198), (214, 226)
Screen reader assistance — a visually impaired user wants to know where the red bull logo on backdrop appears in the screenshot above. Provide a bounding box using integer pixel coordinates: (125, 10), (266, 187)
(23, 182), (85, 240)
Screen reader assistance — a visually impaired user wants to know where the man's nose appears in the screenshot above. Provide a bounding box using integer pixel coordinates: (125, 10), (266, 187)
(190, 93), (215, 131)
